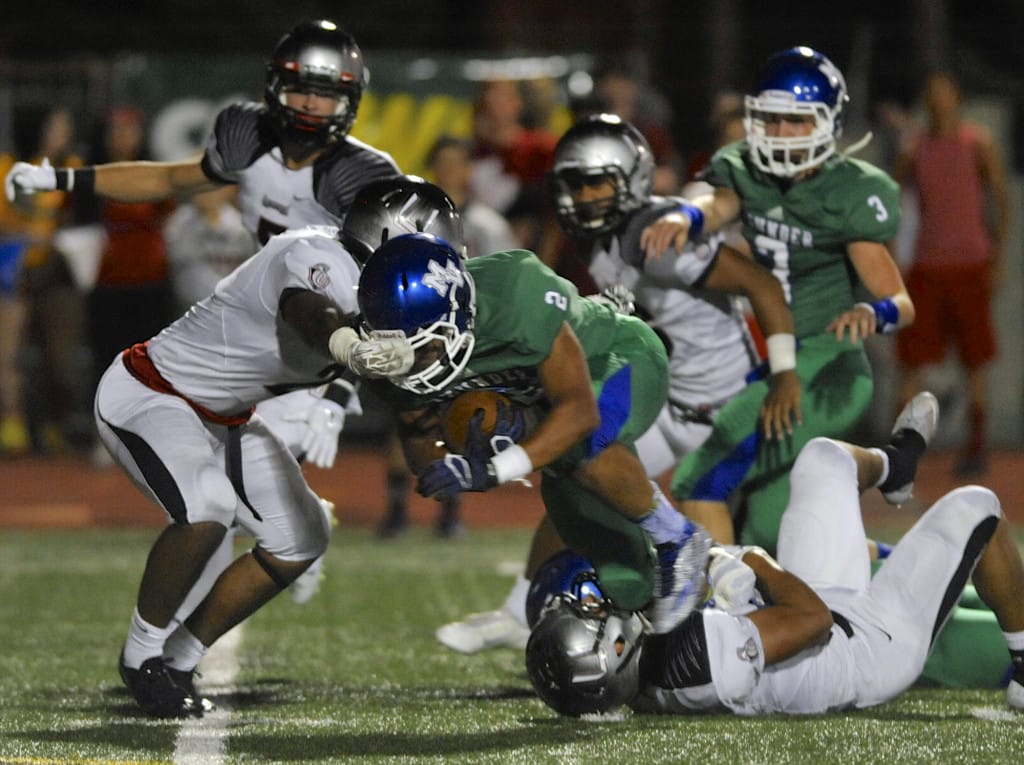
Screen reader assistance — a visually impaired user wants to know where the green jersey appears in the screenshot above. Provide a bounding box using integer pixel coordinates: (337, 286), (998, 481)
(706, 142), (900, 337)
(383, 249), (625, 411)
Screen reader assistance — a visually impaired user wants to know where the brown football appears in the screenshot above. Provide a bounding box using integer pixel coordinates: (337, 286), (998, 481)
(441, 390), (513, 454)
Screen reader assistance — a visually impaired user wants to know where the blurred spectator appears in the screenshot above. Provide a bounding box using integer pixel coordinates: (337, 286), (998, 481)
(892, 71), (1011, 477)
(595, 62), (683, 194)
(467, 78), (559, 253)
(684, 91), (746, 183)
(426, 135), (518, 258)
(0, 107), (87, 454)
(163, 186), (254, 313)
(86, 108), (176, 419)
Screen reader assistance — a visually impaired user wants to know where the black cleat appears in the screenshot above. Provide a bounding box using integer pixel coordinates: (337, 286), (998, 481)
(167, 665), (216, 714)
(119, 654), (203, 718)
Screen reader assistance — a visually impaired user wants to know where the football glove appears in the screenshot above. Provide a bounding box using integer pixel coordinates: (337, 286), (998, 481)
(329, 327), (414, 378)
(418, 408), (504, 499)
(5, 158), (57, 201)
(706, 546), (758, 612)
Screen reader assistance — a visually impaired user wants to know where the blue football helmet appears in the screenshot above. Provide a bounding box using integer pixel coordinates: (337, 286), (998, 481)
(744, 46), (849, 177)
(264, 19), (368, 155)
(358, 232), (476, 395)
(526, 550), (607, 629)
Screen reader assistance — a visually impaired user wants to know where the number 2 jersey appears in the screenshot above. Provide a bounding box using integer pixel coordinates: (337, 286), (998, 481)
(378, 249), (645, 412)
(200, 102), (400, 246)
(704, 142), (900, 337)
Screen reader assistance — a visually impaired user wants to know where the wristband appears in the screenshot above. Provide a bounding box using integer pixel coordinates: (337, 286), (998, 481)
(765, 333), (796, 374)
(855, 298), (899, 335)
(677, 202), (705, 241)
(54, 167), (95, 194)
(489, 444), (532, 485)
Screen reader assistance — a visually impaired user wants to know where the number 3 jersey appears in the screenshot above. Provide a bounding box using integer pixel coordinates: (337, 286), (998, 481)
(705, 142), (900, 337)
(200, 102), (400, 245)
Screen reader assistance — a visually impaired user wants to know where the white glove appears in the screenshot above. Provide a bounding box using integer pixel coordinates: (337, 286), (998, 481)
(329, 327), (414, 378)
(5, 158), (57, 201)
(298, 398), (346, 469)
(590, 284), (636, 316)
(706, 546), (758, 612)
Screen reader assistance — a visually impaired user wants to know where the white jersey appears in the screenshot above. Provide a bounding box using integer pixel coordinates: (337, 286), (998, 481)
(147, 226), (360, 415)
(202, 102), (400, 245)
(630, 438), (1003, 716)
(588, 198), (755, 411)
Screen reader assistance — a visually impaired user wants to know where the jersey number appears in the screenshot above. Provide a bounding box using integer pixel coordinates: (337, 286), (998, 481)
(866, 195), (889, 223)
(545, 291), (568, 310)
(752, 235), (793, 303)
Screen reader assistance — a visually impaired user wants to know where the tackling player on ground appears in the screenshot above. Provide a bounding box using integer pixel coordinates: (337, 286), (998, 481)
(526, 392), (1024, 716)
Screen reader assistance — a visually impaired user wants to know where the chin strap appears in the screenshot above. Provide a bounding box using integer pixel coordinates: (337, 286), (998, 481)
(842, 130), (874, 158)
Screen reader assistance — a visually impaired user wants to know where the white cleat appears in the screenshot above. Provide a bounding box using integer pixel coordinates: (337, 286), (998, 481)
(1008, 677), (1024, 711)
(648, 519), (713, 634)
(435, 608), (530, 654)
(882, 391), (940, 506)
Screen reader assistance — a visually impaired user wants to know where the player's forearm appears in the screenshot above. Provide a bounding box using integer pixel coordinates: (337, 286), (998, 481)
(742, 549), (833, 665)
(278, 288), (352, 356)
(519, 397), (599, 471)
(94, 160), (212, 201)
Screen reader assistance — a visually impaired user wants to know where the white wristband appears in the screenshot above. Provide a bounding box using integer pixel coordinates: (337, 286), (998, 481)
(765, 333), (796, 374)
(328, 327), (359, 364)
(489, 444), (532, 485)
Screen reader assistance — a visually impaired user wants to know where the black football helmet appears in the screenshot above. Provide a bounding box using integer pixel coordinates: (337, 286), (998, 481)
(547, 114), (654, 238)
(264, 19), (368, 155)
(341, 176), (466, 265)
(525, 591), (648, 716)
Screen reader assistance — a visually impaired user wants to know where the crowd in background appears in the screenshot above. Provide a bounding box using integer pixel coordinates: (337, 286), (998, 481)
(0, 59), (1014, 484)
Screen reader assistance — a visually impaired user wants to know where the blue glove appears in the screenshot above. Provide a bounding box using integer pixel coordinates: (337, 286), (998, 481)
(418, 407), (510, 499)
(471, 400), (526, 456)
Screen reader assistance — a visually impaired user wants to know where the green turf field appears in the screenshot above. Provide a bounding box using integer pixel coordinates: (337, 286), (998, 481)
(1, 527), (1023, 765)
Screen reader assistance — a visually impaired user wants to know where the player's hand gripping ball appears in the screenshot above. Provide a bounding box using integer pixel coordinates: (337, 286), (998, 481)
(441, 390), (524, 455)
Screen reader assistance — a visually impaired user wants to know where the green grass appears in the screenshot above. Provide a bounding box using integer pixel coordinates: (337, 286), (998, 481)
(1, 528), (1023, 764)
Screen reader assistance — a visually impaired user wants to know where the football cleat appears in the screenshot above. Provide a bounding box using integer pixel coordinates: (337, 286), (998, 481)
(435, 608), (530, 654)
(119, 654), (202, 718)
(648, 519), (713, 633)
(881, 391), (939, 506)
(166, 666), (216, 714)
(1008, 678), (1024, 711)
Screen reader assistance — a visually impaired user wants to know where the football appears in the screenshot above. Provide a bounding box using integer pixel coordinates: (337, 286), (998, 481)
(441, 390), (514, 454)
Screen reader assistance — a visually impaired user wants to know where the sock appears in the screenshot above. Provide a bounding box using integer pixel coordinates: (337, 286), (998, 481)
(967, 403), (986, 457)
(1005, 630), (1024, 682)
(868, 447), (890, 489)
(637, 485), (686, 547)
(386, 470), (408, 520)
(122, 608), (173, 669)
(163, 625), (208, 673)
(874, 540), (893, 560)
(877, 429), (926, 495)
(502, 574), (531, 629)
(437, 496), (460, 528)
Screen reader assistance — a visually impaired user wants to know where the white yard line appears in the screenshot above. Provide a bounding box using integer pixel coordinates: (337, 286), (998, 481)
(172, 625), (243, 765)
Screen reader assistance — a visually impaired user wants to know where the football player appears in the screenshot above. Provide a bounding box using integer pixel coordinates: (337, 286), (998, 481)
(526, 392), (1024, 716)
(435, 114), (802, 654)
(640, 46), (914, 551)
(356, 231), (714, 638)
